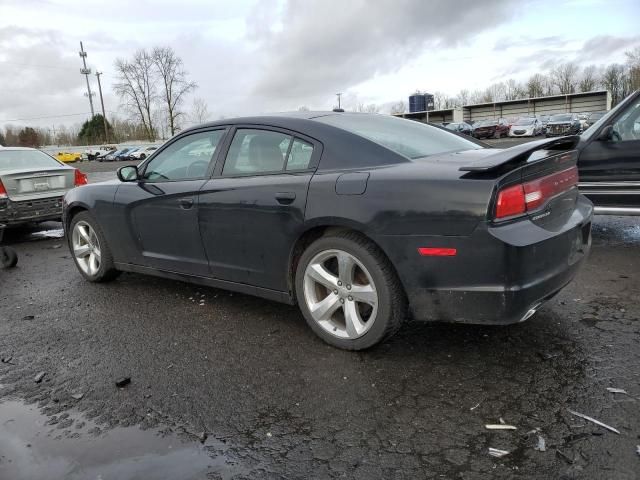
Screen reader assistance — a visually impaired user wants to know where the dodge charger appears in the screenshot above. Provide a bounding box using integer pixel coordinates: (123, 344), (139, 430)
(63, 113), (593, 350)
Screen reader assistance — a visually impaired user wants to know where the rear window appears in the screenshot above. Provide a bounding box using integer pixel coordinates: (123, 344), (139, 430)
(550, 114), (572, 122)
(0, 149), (62, 172)
(315, 114), (481, 160)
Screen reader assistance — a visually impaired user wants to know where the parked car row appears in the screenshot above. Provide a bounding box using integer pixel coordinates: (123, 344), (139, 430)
(439, 111), (608, 140)
(98, 145), (159, 162)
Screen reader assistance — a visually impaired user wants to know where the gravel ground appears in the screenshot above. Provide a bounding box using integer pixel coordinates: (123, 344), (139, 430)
(0, 158), (638, 479)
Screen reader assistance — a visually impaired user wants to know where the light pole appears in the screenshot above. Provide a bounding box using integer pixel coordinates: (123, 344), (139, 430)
(79, 42), (95, 117)
(336, 92), (342, 110)
(95, 71), (109, 143)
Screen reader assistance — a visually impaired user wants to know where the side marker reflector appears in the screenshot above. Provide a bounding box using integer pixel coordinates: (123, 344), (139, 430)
(418, 247), (457, 257)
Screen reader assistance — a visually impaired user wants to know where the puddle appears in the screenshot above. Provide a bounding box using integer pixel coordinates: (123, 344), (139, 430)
(0, 399), (243, 480)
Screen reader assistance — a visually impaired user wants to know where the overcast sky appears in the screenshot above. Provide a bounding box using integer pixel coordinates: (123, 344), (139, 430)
(1, 0), (639, 128)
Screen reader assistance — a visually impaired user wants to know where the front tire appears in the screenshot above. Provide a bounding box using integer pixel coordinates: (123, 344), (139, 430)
(69, 212), (119, 282)
(295, 232), (406, 350)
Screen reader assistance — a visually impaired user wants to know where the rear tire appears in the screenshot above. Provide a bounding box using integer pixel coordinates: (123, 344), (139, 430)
(294, 231), (407, 350)
(69, 212), (119, 282)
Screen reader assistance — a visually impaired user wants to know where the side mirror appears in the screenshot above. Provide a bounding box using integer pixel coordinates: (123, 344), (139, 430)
(598, 125), (613, 141)
(117, 165), (139, 182)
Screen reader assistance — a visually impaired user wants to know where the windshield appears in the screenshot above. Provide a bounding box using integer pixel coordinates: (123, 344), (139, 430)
(315, 114), (482, 159)
(0, 149), (62, 172)
(514, 118), (535, 126)
(445, 123), (459, 130)
(550, 114), (572, 122)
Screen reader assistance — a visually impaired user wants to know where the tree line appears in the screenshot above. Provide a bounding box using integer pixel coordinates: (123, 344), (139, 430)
(390, 47), (640, 114)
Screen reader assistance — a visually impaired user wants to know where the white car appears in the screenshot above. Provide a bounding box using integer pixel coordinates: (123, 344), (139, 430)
(509, 117), (543, 137)
(129, 146), (159, 160)
(85, 146), (116, 161)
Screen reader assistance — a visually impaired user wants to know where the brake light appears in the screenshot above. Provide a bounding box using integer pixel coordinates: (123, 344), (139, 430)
(495, 166), (578, 220)
(495, 184), (526, 219)
(0, 180), (6, 198)
(74, 169), (88, 186)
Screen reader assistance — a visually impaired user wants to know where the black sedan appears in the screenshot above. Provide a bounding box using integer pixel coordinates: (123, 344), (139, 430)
(63, 113), (593, 350)
(545, 113), (582, 137)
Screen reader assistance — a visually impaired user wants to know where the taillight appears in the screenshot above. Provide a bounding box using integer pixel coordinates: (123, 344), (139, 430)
(74, 169), (88, 186)
(495, 166), (578, 220)
(0, 180), (6, 198)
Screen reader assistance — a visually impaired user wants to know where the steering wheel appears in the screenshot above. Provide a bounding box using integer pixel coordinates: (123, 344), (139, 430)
(186, 160), (209, 178)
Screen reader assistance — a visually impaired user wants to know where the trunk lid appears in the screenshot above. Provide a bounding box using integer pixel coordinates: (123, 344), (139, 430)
(0, 168), (75, 201)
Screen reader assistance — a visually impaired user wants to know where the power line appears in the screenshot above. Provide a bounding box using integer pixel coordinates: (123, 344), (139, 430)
(0, 61), (70, 71)
(0, 111), (118, 122)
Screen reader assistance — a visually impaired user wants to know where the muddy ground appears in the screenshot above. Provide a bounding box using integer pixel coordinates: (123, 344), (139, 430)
(0, 160), (638, 479)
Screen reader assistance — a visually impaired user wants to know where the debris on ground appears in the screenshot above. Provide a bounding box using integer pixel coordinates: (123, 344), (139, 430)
(71, 393), (84, 400)
(485, 424), (517, 430)
(535, 435), (546, 452)
(470, 402), (481, 411)
(115, 377), (131, 388)
(1, 356), (13, 364)
(488, 448), (510, 458)
(606, 387), (628, 394)
(636, 445), (640, 456)
(34, 371), (46, 383)
(22, 315), (35, 320)
(198, 431), (207, 443)
(556, 449), (574, 464)
(568, 409), (620, 434)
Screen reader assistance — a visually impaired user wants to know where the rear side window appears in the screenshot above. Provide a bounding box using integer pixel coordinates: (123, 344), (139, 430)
(222, 129), (315, 175)
(315, 114), (481, 160)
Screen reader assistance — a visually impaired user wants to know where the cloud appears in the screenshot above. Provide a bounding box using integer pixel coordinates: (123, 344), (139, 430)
(249, 0), (518, 106)
(575, 34), (640, 63)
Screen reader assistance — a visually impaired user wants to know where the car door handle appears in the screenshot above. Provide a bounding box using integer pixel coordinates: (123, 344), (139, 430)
(275, 192), (296, 205)
(178, 198), (194, 209)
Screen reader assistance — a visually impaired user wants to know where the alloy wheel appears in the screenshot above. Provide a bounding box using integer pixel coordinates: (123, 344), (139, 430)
(72, 221), (102, 276)
(303, 249), (379, 339)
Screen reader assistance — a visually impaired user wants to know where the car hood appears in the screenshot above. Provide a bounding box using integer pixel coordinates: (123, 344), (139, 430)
(548, 121), (572, 125)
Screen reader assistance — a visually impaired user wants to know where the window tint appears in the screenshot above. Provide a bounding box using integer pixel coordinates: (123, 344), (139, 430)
(315, 114), (481, 160)
(286, 139), (314, 170)
(223, 129), (292, 175)
(612, 100), (640, 142)
(143, 130), (225, 181)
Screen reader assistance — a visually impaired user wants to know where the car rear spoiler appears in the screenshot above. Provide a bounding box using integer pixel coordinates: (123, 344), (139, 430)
(459, 135), (580, 172)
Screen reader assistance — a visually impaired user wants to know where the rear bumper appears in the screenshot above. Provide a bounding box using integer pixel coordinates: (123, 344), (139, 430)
(0, 196), (64, 225)
(374, 196), (593, 325)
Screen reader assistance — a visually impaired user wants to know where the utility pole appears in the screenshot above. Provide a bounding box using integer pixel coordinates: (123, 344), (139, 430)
(336, 92), (342, 109)
(79, 41), (95, 117)
(95, 71), (109, 143)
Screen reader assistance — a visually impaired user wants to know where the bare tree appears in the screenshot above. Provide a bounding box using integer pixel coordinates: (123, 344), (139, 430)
(578, 65), (599, 92)
(601, 64), (629, 106)
(389, 101), (406, 115)
(114, 49), (157, 141)
(297, 105), (310, 111)
(526, 74), (546, 98)
(152, 46), (198, 136)
(456, 89), (470, 106)
(190, 97), (211, 124)
(626, 47), (640, 91)
(354, 103), (380, 113)
(550, 62), (579, 94)
(504, 79), (525, 100)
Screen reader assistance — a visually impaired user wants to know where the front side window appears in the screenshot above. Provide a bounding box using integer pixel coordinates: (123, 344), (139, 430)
(143, 130), (225, 181)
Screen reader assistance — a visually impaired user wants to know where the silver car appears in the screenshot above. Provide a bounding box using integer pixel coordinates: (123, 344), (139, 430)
(0, 147), (87, 226)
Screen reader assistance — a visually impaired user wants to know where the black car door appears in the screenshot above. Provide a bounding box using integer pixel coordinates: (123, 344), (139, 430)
(578, 98), (640, 182)
(198, 126), (321, 291)
(113, 128), (228, 275)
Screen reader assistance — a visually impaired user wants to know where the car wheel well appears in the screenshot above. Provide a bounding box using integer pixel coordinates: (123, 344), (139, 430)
(65, 206), (88, 229)
(288, 225), (404, 303)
